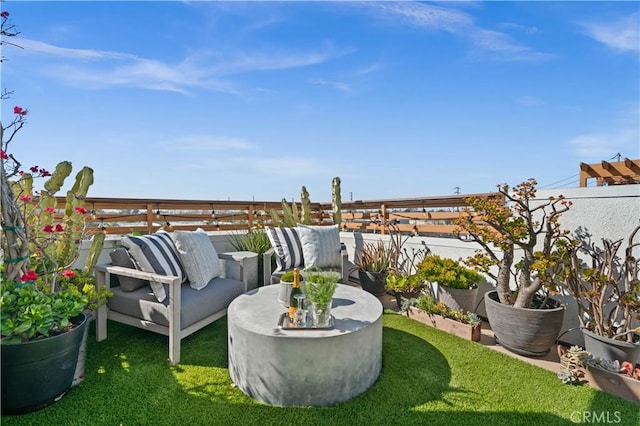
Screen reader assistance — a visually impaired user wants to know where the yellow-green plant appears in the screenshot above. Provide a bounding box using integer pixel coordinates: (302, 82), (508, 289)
(417, 255), (482, 290)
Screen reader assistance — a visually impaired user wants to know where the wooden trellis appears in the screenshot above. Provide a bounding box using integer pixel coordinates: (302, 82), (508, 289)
(579, 158), (640, 187)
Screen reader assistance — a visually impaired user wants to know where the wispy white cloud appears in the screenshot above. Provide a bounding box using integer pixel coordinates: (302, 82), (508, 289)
(170, 135), (253, 151)
(310, 79), (353, 93)
(362, 2), (552, 62)
(568, 127), (639, 159)
(517, 95), (544, 106)
(580, 12), (640, 53)
(15, 37), (348, 94)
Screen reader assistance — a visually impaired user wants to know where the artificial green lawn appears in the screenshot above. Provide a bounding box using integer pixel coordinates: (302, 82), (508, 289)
(3, 311), (638, 426)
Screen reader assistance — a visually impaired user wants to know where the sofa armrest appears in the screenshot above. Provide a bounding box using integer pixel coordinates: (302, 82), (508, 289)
(263, 247), (276, 286)
(95, 264), (181, 285)
(340, 246), (349, 285)
(218, 252), (251, 292)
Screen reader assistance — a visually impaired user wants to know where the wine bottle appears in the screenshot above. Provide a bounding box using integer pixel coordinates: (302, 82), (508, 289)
(288, 268), (302, 319)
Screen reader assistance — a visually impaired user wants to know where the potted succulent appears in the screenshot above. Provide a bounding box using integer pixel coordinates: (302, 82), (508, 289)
(385, 270), (424, 309)
(304, 270), (340, 327)
(355, 240), (391, 297)
(556, 224), (640, 364)
(417, 254), (484, 314)
(454, 178), (570, 357)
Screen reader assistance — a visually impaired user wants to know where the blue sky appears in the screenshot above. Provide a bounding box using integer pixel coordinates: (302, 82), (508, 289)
(2, 1), (639, 203)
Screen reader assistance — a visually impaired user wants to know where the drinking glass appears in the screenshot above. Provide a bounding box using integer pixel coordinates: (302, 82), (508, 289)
(293, 294), (307, 327)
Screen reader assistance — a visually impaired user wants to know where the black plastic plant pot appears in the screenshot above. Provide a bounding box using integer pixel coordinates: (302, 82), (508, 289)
(1, 313), (87, 415)
(358, 270), (387, 297)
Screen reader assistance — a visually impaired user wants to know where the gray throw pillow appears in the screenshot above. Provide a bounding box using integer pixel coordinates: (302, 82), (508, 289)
(109, 248), (149, 292)
(296, 224), (341, 269)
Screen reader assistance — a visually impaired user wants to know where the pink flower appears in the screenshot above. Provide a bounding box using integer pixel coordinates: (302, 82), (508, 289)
(55, 224), (64, 232)
(20, 270), (38, 282)
(61, 269), (76, 279)
(0, 150), (8, 160)
(13, 106), (27, 116)
(1, 11), (9, 18)
(43, 224), (54, 233)
(18, 195), (32, 202)
(44, 207), (55, 214)
(74, 207), (88, 215)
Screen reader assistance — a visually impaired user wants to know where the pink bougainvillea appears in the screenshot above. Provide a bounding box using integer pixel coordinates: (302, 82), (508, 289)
(20, 270), (38, 282)
(61, 269), (76, 279)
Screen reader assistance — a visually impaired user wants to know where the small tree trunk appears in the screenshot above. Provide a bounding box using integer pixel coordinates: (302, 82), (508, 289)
(495, 244), (515, 305)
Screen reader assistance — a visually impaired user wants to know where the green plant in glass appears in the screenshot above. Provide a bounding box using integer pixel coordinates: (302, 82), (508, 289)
(304, 270), (339, 305)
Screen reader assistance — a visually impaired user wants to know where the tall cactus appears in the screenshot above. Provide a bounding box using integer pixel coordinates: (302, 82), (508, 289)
(300, 186), (311, 224)
(332, 176), (342, 227)
(83, 232), (105, 276)
(10, 161), (95, 288)
(55, 166), (93, 267)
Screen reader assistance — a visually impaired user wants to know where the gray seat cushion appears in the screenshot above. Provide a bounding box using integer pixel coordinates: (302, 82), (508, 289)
(107, 277), (245, 328)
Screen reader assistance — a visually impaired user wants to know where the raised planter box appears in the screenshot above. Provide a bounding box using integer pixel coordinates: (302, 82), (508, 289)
(407, 307), (482, 342)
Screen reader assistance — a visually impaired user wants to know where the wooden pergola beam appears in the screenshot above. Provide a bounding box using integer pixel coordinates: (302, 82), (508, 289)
(580, 158), (640, 187)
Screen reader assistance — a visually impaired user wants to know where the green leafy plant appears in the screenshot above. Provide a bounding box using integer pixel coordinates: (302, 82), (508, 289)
(385, 270), (423, 293)
(417, 254), (483, 290)
(228, 227), (271, 255)
(0, 267), (110, 343)
(304, 270), (339, 305)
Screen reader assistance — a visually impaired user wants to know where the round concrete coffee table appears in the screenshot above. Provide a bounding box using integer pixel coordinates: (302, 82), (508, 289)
(227, 284), (383, 406)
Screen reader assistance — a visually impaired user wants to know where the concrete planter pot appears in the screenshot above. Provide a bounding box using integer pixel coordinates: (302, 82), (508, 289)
(436, 284), (479, 314)
(408, 307), (482, 342)
(485, 290), (565, 357)
(582, 329), (640, 365)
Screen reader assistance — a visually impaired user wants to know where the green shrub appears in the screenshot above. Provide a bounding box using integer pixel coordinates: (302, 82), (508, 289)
(417, 255), (482, 289)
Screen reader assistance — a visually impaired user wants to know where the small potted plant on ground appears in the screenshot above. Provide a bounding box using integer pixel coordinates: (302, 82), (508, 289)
(385, 270), (424, 309)
(304, 270), (340, 327)
(556, 224), (640, 364)
(454, 178), (571, 357)
(417, 254), (484, 314)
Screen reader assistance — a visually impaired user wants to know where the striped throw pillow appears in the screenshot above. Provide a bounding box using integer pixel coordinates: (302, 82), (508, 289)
(265, 226), (304, 272)
(121, 231), (187, 302)
(296, 224), (341, 269)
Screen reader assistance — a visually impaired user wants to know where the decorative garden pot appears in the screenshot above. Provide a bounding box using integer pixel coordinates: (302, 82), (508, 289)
(1, 313), (88, 415)
(484, 290), (565, 357)
(437, 285), (479, 314)
(582, 329), (640, 365)
(358, 270), (387, 297)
